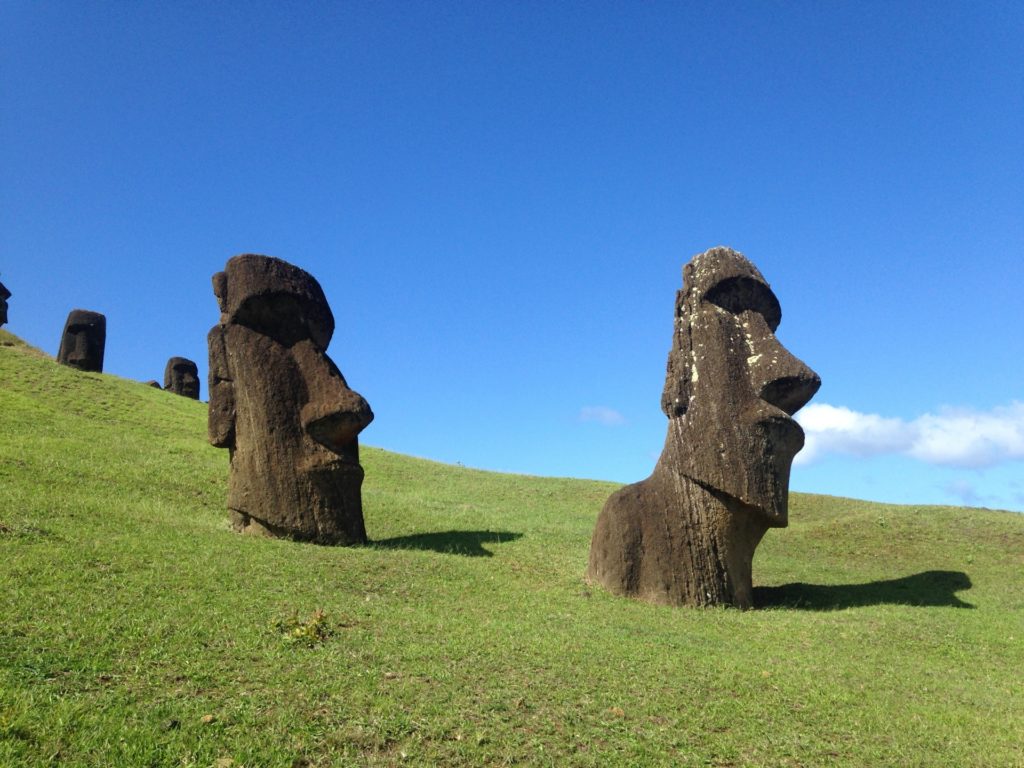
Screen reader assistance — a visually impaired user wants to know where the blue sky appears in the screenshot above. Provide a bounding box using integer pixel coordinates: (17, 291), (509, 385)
(3, 1), (1022, 511)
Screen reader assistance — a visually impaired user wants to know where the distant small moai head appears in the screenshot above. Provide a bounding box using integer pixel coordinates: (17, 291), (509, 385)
(57, 309), (106, 372)
(164, 357), (200, 399)
(0, 280), (10, 327)
(208, 254), (374, 544)
(587, 247), (820, 609)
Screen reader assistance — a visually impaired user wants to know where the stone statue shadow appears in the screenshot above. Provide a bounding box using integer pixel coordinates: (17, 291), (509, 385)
(754, 570), (974, 610)
(371, 530), (523, 557)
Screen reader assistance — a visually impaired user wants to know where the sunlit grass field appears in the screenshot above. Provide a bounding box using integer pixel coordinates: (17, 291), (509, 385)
(2, 329), (1022, 767)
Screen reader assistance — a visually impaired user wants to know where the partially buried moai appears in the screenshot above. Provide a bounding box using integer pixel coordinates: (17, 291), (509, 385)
(164, 357), (200, 399)
(208, 254), (373, 544)
(57, 309), (106, 372)
(0, 280), (10, 327)
(586, 247), (820, 609)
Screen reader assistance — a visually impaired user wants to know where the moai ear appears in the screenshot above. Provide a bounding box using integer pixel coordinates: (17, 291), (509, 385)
(212, 271), (228, 319)
(660, 289), (692, 417)
(207, 325), (236, 448)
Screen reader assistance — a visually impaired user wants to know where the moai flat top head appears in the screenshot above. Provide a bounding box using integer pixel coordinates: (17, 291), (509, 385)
(212, 254), (335, 350)
(164, 357), (200, 399)
(57, 309), (106, 372)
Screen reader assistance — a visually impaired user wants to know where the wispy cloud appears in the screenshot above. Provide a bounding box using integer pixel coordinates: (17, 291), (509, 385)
(579, 406), (626, 427)
(943, 478), (983, 507)
(795, 401), (1024, 469)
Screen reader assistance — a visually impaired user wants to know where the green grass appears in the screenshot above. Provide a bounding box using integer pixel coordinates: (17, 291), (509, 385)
(1, 328), (1022, 767)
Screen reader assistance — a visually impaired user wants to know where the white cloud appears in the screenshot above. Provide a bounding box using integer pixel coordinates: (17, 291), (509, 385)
(796, 404), (912, 464)
(910, 404), (1024, 468)
(579, 406), (626, 427)
(795, 401), (1024, 469)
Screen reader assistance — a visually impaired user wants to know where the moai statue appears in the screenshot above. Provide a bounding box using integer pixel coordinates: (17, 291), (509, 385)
(164, 357), (200, 399)
(587, 247), (820, 609)
(0, 280), (10, 327)
(57, 309), (106, 372)
(208, 254), (374, 544)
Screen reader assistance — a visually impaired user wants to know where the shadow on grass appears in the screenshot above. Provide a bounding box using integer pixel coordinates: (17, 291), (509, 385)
(754, 570), (974, 610)
(371, 530), (523, 557)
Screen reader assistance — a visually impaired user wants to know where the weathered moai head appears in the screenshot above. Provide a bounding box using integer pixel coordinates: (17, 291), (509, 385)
(0, 280), (10, 327)
(207, 254), (373, 544)
(164, 357), (200, 399)
(587, 247), (820, 608)
(660, 247), (820, 524)
(57, 309), (106, 372)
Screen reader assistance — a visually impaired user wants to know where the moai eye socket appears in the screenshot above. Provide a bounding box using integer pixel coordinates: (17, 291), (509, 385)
(233, 292), (330, 349)
(704, 276), (781, 332)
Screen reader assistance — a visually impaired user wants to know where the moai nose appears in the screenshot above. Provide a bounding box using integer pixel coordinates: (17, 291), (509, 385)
(293, 340), (374, 452)
(745, 318), (820, 416)
(71, 332), (89, 361)
(757, 359), (820, 416)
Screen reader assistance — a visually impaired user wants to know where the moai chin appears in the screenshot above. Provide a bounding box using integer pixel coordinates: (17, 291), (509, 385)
(207, 254), (373, 544)
(164, 357), (200, 399)
(0, 280), (10, 327)
(586, 247), (820, 609)
(57, 309), (106, 372)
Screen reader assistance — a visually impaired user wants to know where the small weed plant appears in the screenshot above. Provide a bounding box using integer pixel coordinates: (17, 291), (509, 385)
(271, 608), (332, 647)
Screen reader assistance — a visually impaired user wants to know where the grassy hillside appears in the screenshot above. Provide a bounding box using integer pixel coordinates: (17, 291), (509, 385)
(1, 328), (1022, 767)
